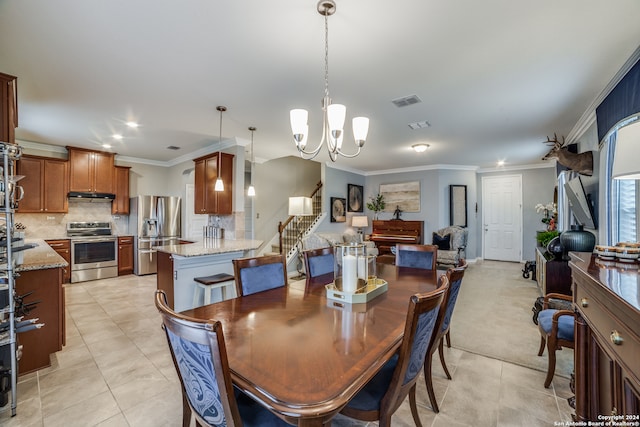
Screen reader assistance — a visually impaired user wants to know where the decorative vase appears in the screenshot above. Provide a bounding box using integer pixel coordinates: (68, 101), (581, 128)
(546, 236), (564, 260)
(560, 225), (596, 259)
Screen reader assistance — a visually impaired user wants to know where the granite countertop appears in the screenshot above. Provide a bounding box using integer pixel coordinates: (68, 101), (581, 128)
(155, 239), (263, 257)
(16, 239), (68, 272)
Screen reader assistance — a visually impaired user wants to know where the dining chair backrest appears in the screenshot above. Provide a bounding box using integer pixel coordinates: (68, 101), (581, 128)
(154, 290), (241, 427)
(439, 260), (467, 335)
(395, 244), (438, 270)
(232, 254), (288, 297)
(340, 274), (447, 426)
(303, 246), (335, 285)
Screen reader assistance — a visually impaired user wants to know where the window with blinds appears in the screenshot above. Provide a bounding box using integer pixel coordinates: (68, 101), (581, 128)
(612, 179), (638, 243)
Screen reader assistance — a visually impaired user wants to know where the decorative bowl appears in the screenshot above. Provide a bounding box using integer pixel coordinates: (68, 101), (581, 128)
(594, 245), (617, 259)
(615, 246), (640, 262)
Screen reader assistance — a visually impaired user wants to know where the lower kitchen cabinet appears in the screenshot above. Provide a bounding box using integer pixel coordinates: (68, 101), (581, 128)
(118, 236), (134, 275)
(15, 266), (65, 375)
(46, 239), (71, 283)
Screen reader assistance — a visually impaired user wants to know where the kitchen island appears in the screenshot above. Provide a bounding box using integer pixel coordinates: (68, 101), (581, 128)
(155, 238), (262, 312)
(15, 240), (68, 374)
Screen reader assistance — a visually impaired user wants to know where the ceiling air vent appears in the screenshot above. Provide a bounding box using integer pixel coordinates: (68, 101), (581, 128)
(391, 94), (422, 108)
(408, 120), (431, 130)
(166, 145), (181, 150)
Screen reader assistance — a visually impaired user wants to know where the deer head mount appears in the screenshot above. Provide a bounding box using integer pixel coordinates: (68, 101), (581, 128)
(542, 133), (593, 176)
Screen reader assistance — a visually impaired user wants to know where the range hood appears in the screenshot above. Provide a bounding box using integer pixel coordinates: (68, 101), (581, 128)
(68, 191), (115, 202)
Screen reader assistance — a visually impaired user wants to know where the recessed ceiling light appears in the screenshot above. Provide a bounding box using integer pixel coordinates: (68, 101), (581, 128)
(408, 120), (431, 130)
(412, 143), (430, 153)
(113, 134), (123, 140)
(497, 160), (505, 166)
(102, 144), (111, 149)
(126, 121), (139, 128)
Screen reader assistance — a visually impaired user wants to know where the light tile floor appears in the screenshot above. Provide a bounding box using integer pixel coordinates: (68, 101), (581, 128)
(1, 262), (574, 426)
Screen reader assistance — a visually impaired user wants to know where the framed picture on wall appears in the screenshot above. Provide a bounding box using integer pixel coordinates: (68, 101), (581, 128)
(330, 197), (346, 222)
(450, 184), (467, 227)
(347, 184), (364, 212)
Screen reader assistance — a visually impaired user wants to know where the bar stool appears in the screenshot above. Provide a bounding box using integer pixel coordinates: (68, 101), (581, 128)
(192, 273), (235, 307)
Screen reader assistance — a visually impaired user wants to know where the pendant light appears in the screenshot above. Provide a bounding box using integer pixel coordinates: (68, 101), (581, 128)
(247, 126), (256, 197)
(215, 106), (226, 192)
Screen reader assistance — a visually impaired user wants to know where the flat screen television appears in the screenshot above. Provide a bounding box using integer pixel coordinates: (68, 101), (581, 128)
(564, 176), (596, 229)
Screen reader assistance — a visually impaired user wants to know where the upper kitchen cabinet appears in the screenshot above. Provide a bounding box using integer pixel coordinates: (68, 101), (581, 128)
(0, 73), (18, 145)
(193, 152), (234, 214)
(112, 165), (130, 215)
(16, 155), (68, 213)
(66, 146), (115, 193)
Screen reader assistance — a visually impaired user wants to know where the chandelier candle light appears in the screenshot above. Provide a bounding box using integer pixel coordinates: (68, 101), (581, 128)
(290, 0), (369, 161)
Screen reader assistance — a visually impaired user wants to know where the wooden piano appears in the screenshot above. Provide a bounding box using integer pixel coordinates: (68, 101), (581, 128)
(370, 220), (424, 263)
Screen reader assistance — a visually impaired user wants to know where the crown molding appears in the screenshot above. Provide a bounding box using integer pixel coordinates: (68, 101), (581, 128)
(477, 162), (555, 174)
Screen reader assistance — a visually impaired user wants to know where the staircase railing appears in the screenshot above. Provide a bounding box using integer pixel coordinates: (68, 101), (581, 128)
(278, 181), (323, 258)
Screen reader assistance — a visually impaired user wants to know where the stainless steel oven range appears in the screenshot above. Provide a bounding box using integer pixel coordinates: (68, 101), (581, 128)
(67, 222), (118, 283)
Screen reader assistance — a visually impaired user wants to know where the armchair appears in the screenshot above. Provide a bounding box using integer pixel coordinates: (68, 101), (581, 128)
(432, 226), (468, 268)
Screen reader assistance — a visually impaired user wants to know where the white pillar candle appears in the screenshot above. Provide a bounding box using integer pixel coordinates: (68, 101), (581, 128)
(357, 255), (367, 280)
(342, 254), (358, 293)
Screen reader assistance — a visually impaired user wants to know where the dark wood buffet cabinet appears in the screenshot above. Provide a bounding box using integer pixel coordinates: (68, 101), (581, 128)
(569, 252), (640, 421)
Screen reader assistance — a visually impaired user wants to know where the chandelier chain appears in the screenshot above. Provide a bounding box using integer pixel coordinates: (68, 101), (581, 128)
(324, 11), (330, 100)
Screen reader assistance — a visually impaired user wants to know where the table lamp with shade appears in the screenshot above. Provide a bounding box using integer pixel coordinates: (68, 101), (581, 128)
(351, 216), (369, 242)
(289, 196), (314, 277)
(612, 120), (640, 180)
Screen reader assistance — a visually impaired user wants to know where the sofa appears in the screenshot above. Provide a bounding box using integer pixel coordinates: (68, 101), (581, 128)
(432, 225), (468, 268)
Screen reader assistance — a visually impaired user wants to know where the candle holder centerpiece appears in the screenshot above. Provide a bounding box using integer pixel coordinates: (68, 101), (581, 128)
(327, 243), (388, 304)
(334, 243), (367, 293)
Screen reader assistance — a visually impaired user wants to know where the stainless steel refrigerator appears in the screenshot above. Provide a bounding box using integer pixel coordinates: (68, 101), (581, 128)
(129, 195), (182, 275)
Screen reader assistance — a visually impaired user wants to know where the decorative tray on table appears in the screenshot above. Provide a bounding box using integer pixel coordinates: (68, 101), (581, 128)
(325, 278), (388, 304)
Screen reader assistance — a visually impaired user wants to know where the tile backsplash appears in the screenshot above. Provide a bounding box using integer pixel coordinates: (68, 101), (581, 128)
(15, 201), (129, 239)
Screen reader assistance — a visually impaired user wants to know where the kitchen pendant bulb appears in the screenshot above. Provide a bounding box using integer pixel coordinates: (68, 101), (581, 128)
(247, 185), (256, 197)
(215, 178), (224, 192)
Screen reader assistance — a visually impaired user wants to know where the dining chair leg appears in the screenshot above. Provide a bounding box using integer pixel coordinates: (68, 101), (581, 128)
(544, 338), (557, 388)
(537, 335), (546, 357)
(181, 394), (191, 427)
(409, 384), (424, 427)
(424, 356), (440, 413)
(438, 337), (452, 380)
(445, 330), (451, 348)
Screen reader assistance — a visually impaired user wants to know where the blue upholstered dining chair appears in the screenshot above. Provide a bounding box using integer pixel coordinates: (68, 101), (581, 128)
(303, 246), (335, 287)
(395, 244), (438, 270)
(339, 276), (448, 427)
(232, 254), (288, 297)
(154, 290), (290, 427)
(423, 260), (468, 413)
(537, 292), (575, 388)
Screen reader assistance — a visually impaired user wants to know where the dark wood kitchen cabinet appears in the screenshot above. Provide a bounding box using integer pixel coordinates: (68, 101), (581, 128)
(118, 236), (134, 275)
(112, 165), (130, 214)
(193, 152), (234, 214)
(16, 155), (68, 213)
(46, 239), (71, 283)
(569, 252), (640, 421)
(66, 146), (115, 193)
(15, 266), (65, 375)
(0, 72), (18, 145)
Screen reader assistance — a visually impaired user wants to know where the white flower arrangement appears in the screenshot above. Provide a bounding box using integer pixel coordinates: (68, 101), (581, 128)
(535, 202), (557, 227)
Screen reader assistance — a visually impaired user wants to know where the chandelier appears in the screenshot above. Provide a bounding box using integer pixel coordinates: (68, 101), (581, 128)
(289, 0), (369, 161)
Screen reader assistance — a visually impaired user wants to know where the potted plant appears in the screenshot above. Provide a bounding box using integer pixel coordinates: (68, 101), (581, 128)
(536, 230), (560, 248)
(366, 193), (385, 220)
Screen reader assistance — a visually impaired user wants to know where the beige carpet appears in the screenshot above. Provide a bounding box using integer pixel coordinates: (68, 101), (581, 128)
(449, 260), (573, 379)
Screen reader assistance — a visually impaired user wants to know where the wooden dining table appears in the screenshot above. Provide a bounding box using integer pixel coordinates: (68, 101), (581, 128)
(181, 263), (440, 426)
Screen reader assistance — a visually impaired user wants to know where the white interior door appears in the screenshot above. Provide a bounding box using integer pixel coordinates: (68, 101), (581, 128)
(482, 175), (522, 262)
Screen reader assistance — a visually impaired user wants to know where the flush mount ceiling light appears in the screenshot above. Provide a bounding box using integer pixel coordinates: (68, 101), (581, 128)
(289, 0), (369, 162)
(214, 106), (226, 192)
(412, 143), (429, 153)
(247, 126), (256, 197)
